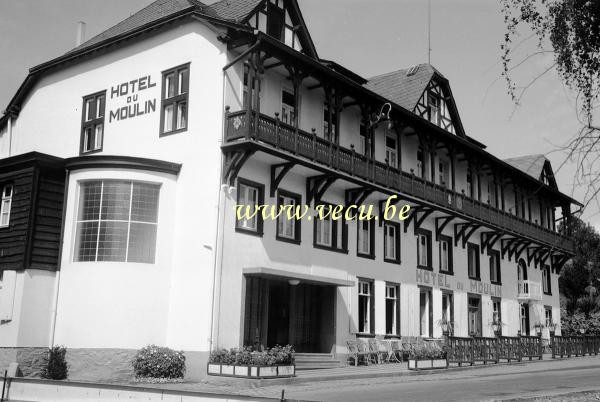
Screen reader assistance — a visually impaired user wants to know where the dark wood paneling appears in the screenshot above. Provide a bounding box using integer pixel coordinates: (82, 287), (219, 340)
(30, 175), (64, 270)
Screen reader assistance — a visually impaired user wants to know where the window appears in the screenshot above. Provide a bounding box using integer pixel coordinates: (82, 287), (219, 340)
(74, 180), (160, 263)
(161, 64), (189, 135)
(442, 292), (454, 328)
(545, 307), (553, 328)
(489, 250), (501, 284)
(492, 297), (502, 335)
(467, 295), (482, 336)
(467, 243), (480, 280)
(359, 123), (370, 157)
(438, 160), (449, 187)
(542, 265), (551, 294)
(466, 169), (473, 198)
(323, 103), (336, 141)
(314, 203), (346, 252)
(428, 93), (440, 125)
(358, 279), (374, 334)
(281, 88), (296, 125)
(276, 190), (300, 243)
(266, 2), (284, 40)
(417, 147), (425, 178)
(236, 179), (264, 235)
(0, 185), (13, 228)
(80, 91), (105, 154)
(438, 235), (453, 274)
(357, 220), (374, 258)
(417, 230), (431, 269)
(386, 284), (399, 335)
(385, 134), (398, 168)
(243, 64), (261, 109)
(384, 222), (400, 263)
(520, 303), (530, 335)
(419, 287), (432, 337)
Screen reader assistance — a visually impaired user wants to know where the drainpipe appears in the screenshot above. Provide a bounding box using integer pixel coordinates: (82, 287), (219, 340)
(49, 169), (70, 347)
(7, 116), (13, 157)
(209, 56), (231, 352)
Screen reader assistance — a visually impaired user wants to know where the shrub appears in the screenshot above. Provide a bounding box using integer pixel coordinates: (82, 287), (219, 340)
(409, 341), (445, 360)
(41, 346), (68, 380)
(132, 345), (185, 379)
(208, 345), (295, 366)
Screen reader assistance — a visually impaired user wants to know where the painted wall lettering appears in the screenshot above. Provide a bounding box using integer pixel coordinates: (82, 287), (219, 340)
(108, 75), (158, 123)
(416, 268), (502, 297)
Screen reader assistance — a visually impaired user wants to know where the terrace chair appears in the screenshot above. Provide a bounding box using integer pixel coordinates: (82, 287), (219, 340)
(346, 339), (369, 367)
(390, 339), (404, 362)
(367, 338), (383, 364)
(385, 339), (402, 363)
(375, 338), (390, 363)
(400, 337), (415, 361)
(357, 338), (376, 365)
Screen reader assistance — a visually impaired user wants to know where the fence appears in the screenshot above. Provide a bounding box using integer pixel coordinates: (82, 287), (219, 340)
(446, 335), (600, 366)
(446, 336), (542, 366)
(551, 336), (600, 358)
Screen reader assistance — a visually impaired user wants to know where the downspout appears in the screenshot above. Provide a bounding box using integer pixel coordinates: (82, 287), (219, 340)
(7, 116), (13, 157)
(49, 169), (70, 347)
(209, 54), (232, 352)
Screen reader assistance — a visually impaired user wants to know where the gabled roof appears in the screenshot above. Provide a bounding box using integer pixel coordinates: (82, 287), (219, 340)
(69, 0), (211, 54)
(209, 0), (264, 22)
(504, 154), (550, 181)
(364, 63), (441, 111)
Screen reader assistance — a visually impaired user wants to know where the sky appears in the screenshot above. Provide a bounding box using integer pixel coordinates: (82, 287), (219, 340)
(0, 0), (592, 227)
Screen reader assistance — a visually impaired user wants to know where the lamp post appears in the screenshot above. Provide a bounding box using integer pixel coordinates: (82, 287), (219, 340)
(440, 320), (449, 344)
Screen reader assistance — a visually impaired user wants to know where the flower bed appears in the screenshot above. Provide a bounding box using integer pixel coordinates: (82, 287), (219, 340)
(207, 345), (295, 379)
(407, 341), (448, 371)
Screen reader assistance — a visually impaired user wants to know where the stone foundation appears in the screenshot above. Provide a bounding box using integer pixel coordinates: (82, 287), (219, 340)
(0, 347), (48, 377)
(0, 347), (209, 382)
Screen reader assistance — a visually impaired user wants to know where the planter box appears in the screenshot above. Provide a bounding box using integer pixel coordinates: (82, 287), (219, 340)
(408, 359), (448, 370)
(207, 363), (295, 378)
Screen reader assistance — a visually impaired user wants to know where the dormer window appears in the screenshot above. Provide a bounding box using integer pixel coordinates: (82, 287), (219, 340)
(267, 2), (284, 40)
(428, 93), (440, 125)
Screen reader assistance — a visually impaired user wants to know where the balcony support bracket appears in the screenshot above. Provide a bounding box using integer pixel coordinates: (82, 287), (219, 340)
(223, 149), (256, 186)
(435, 216), (455, 241)
(306, 175), (337, 206)
(480, 231), (503, 254)
(454, 222), (479, 248)
(515, 240), (532, 260)
(501, 237), (518, 260)
(270, 162), (296, 197)
(552, 253), (571, 273)
(404, 206), (433, 234)
(526, 246), (542, 267)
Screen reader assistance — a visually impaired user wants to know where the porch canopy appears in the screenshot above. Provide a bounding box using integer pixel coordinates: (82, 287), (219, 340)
(243, 267), (355, 287)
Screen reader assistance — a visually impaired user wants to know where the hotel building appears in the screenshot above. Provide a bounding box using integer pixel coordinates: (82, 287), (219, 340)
(0, 0), (579, 379)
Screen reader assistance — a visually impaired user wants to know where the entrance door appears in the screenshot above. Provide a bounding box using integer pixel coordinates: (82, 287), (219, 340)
(243, 277), (335, 353)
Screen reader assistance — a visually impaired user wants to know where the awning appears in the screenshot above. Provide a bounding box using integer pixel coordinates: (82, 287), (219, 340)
(243, 267), (355, 287)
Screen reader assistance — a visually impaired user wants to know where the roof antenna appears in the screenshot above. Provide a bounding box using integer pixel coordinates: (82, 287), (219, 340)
(76, 21), (86, 46)
(427, 0), (431, 64)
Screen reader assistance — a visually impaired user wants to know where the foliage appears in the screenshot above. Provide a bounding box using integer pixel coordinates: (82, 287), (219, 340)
(409, 341), (446, 360)
(561, 312), (600, 336)
(208, 345), (295, 366)
(500, 0), (600, 118)
(559, 217), (600, 315)
(500, 1), (600, 208)
(41, 346), (68, 380)
(132, 345), (186, 379)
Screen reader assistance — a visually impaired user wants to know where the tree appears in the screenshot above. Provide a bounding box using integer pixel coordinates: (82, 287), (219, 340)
(500, 0), (600, 209)
(559, 217), (600, 314)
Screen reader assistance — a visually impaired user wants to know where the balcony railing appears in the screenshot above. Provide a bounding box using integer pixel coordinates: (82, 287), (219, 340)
(224, 109), (574, 252)
(517, 280), (542, 301)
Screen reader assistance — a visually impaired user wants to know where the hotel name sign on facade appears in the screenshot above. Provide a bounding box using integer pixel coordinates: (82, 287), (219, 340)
(107, 74), (158, 123)
(416, 269), (502, 297)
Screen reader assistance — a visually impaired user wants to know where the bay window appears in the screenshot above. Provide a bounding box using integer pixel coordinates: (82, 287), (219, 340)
(74, 180), (160, 263)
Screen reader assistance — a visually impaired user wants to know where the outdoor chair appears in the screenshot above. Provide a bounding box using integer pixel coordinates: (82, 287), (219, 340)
(384, 339), (402, 363)
(346, 339), (370, 366)
(375, 338), (390, 363)
(368, 338), (384, 364)
(389, 339), (404, 362)
(357, 338), (377, 365)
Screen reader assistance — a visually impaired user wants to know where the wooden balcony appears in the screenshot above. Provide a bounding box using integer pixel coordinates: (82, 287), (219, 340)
(517, 280), (543, 301)
(224, 110), (574, 253)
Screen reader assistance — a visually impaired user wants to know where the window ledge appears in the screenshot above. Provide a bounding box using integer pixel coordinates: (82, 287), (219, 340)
(235, 227), (264, 237)
(313, 244), (348, 254)
(160, 127), (188, 137)
(384, 258), (401, 265)
(439, 270), (454, 276)
(357, 252), (376, 260)
(275, 235), (301, 245)
(418, 265), (433, 271)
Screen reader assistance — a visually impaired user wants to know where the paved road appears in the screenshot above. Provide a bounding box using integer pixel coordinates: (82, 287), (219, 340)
(248, 357), (600, 401)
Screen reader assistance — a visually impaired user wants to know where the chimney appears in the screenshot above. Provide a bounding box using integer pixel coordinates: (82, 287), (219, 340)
(76, 21), (86, 46)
